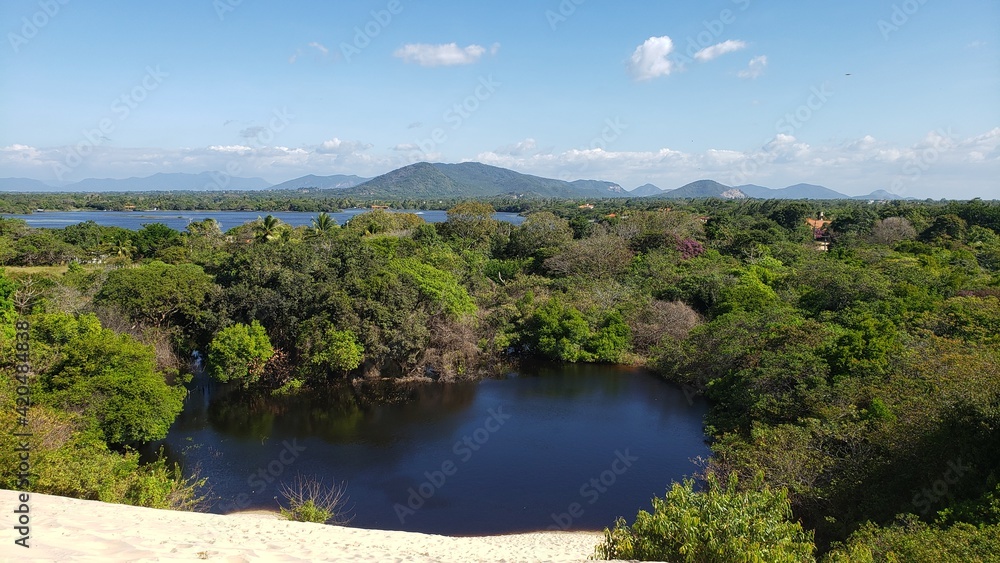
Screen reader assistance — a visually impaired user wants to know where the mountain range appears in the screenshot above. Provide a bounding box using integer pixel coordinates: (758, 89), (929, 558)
(0, 162), (911, 200)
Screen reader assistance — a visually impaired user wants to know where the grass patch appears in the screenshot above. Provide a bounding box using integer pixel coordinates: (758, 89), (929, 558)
(4, 265), (72, 277)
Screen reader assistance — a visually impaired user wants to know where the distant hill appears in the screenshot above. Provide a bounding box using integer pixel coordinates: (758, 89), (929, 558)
(0, 178), (57, 191)
(853, 189), (910, 201)
(652, 180), (747, 199)
(777, 183), (851, 199)
(733, 184), (774, 198)
(630, 183), (664, 197)
(570, 179), (627, 196)
(268, 174), (368, 191)
(345, 162), (624, 199)
(737, 183), (850, 199)
(62, 172), (272, 192)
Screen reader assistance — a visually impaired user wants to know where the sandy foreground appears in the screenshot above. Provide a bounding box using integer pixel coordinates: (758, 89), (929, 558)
(0, 489), (641, 562)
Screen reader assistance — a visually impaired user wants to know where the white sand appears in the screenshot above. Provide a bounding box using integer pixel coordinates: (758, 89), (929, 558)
(0, 489), (631, 562)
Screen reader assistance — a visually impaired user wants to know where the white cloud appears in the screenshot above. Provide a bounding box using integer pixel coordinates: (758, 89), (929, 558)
(207, 145), (253, 154)
(493, 138), (539, 156)
(316, 138), (373, 154)
(694, 40), (747, 62)
(393, 43), (491, 66)
(290, 41), (336, 64)
(738, 55), (768, 79)
(308, 41), (329, 56)
(472, 129), (1000, 199)
(628, 36), (675, 81)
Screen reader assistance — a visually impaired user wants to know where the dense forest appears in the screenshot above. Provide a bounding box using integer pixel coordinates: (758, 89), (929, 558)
(2, 196), (1000, 560)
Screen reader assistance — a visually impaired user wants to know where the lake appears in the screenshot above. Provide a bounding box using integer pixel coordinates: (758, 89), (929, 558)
(145, 363), (708, 536)
(1, 209), (526, 231)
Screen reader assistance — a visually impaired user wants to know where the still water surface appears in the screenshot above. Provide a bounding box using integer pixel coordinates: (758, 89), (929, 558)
(147, 363), (708, 535)
(2, 209), (525, 230)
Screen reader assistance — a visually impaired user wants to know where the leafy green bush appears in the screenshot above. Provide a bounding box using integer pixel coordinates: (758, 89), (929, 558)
(595, 473), (815, 562)
(32, 312), (185, 444)
(207, 320), (275, 386)
(824, 516), (1000, 563)
(531, 299), (629, 363)
(0, 385), (203, 510)
(308, 327), (364, 374)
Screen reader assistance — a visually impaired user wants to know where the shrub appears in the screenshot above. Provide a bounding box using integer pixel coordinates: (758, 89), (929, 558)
(32, 312), (185, 445)
(824, 516), (1000, 563)
(207, 320), (274, 386)
(595, 472), (815, 562)
(277, 475), (352, 525)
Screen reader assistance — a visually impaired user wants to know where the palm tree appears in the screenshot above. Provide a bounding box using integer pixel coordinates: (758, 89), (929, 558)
(254, 215), (282, 243)
(111, 236), (137, 259)
(309, 212), (337, 236)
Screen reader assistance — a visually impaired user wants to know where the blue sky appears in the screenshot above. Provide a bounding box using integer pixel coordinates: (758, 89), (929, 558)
(2, 0), (998, 198)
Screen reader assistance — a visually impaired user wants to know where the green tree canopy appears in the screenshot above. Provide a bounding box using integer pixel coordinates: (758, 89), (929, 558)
(207, 320), (275, 386)
(596, 473), (815, 562)
(95, 261), (217, 332)
(32, 313), (185, 445)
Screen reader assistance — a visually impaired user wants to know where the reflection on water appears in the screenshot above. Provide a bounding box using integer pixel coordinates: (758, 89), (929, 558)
(145, 363), (709, 535)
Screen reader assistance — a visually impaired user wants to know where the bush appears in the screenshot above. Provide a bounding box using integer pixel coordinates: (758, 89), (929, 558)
(32, 313), (185, 445)
(207, 320), (274, 386)
(824, 516), (1000, 563)
(277, 475), (352, 524)
(595, 472), (815, 562)
(0, 390), (204, 510)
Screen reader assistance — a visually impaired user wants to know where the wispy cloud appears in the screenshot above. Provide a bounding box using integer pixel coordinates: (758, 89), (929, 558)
(492, 138), (539, 157)
(290, 41), (334, 64)
(738, 55), (768, 79)
(308, 41), (329, 56)
(693, 40), (747, 62)
(316, 138), (373, 155)
(394, 43), (495, 66)
(628, 36), (675, 81)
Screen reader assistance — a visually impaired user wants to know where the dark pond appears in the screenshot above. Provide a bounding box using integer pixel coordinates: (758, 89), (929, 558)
(146, 363), (708, 536)
(1, 209), (525, 231)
